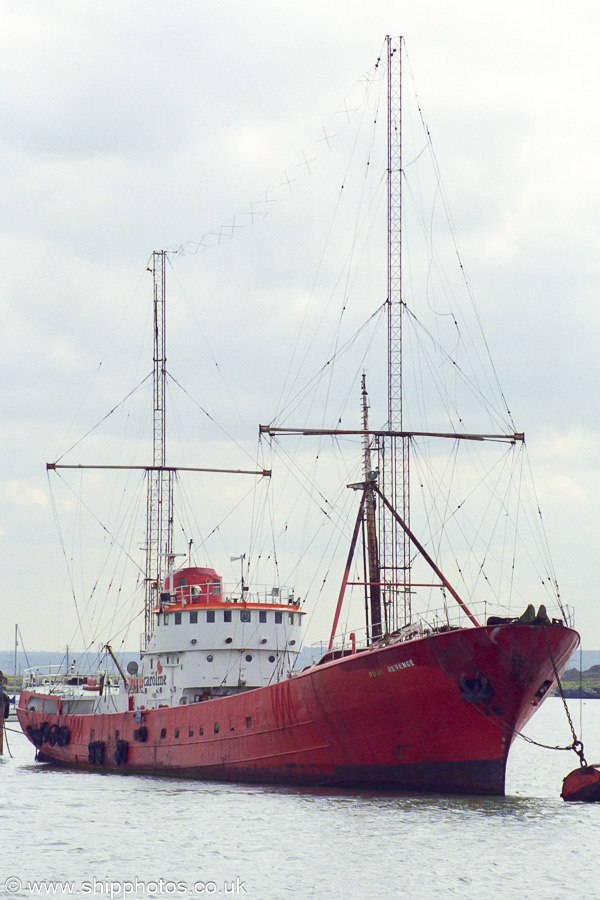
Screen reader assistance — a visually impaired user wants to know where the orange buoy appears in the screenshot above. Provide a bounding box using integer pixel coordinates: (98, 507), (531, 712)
(561, 764), (600, 802)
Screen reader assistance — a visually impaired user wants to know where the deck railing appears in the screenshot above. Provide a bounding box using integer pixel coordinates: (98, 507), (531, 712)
(311, 598), (575, 662)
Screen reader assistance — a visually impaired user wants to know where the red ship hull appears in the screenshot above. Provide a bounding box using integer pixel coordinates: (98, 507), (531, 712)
(17, 623), (578, 795)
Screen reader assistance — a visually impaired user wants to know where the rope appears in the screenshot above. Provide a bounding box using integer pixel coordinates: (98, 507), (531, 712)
(3, 719), (13, 757)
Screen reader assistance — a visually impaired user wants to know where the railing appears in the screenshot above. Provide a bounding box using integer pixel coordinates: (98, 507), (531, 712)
(311, 598), (575, 663)
(168, 584), (299, 607)
(22, 666), (121, 694)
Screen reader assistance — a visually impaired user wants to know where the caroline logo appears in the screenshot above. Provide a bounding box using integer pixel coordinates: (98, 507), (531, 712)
(157, 660), (163, 674)
(144, 673), (167, 687)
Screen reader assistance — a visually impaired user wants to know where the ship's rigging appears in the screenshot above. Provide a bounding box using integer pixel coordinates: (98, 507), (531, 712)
(259, 37), (531, 647)
(43, 36), (567, 660)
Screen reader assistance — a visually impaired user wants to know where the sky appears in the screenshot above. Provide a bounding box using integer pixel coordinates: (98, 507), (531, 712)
(2, 0), (600, 655)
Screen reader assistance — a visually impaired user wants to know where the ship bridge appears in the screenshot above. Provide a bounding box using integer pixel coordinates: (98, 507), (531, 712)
(142, 566), (304, 705)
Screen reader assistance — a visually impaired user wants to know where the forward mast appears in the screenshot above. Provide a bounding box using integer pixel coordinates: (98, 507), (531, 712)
(260, 36), (524, 645)
(381, 35), (411, 633)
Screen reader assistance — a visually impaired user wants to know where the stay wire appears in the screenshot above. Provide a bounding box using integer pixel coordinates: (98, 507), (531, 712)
(55, 374), (152, 464)
(403, 43), (516, 431)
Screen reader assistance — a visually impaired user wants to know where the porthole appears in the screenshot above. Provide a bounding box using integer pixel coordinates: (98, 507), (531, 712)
(206, 655), (214, 663)
(225, 637), (233, 644)
(245, 654), (253, 662)
(190, 639), (197, 645)
(260, 638), (267, 644)
(289, 640), (296, 646)
(268, 655), (276, 663)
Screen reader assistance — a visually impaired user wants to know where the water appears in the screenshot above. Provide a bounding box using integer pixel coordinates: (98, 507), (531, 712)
(2, 698), (600, 900)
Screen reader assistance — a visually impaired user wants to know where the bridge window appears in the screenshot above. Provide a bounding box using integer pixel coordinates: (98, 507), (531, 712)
(275, 612), (282, 624)
(224, 610), (232, 623)
(207, 610), (215, 623)
(240, 610), (251, 623)
(259, 611), (267, 623)
(189, 611), (198, 624)
(174, 613), (182, 625)
(212, 580), (221, 594)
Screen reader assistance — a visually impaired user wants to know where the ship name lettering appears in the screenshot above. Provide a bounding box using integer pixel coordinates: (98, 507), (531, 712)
(387, 659), (415, 673)
(143, 674), (167, 687)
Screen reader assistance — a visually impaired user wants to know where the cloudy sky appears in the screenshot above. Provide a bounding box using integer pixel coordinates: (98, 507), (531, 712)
(2, 1), (600, 655)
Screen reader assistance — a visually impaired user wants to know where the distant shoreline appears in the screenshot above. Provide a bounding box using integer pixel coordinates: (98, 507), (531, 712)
(557, 689), (600, 700)
(552, 664), (600, 700)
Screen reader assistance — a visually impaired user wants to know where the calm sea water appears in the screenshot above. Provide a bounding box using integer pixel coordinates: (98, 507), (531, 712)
(2, 698), (599, 900)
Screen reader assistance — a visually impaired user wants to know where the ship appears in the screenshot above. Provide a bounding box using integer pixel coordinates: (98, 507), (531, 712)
(17, 37), (579, 795)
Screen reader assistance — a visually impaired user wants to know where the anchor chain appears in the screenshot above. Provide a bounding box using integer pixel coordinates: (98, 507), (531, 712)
(544, 627), (587, 767)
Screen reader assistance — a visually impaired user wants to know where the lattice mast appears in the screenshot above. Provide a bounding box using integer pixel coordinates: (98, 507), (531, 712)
(144, 250), (174, 644)
(361, 375), (382, 640)
(380, 36), (411, 631)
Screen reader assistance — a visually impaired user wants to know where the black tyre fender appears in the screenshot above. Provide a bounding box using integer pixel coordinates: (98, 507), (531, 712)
(114, 739), (129, 765)
(57, 726), (70, 747)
